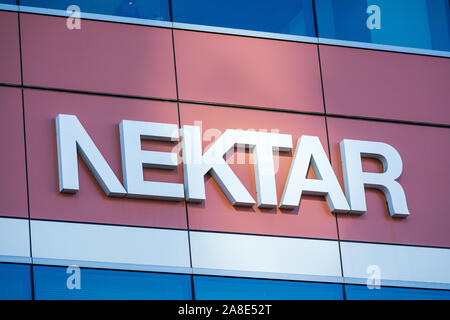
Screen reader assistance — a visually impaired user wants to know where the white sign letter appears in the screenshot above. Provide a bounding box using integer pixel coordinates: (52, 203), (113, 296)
(280, 136), (350, 212)
(56, 114), (126, 197)
(340, 139), (410, 217)
(181, 126), (291, 207)
(251, 131), (292, 208)
(119, 120), (184, 200)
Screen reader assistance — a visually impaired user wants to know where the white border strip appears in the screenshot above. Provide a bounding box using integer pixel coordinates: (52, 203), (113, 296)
(31, 220), (191, 270)
(189, 231), (343, 280)
(3, 5), (447, 57)
(340, 241), (450, 290)
(0, 217), (30, 259)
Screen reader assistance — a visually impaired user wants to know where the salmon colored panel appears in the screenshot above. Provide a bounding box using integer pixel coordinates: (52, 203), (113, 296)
(174, 30), (324, 113)
(20, 14), (176, 100)
(0, 11), (21, 85)
(320, 45), (450, 126)
(0, 87), (28, 218)
(24, 89), (187, 229)
(327, 117), (450, 247)
(180, 103), (337, 239)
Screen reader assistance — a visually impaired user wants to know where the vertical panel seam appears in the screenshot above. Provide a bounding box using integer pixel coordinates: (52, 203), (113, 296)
(170, 21), (196, 300)
(315, 39), (347, 299)
(17, 11), (35, 300)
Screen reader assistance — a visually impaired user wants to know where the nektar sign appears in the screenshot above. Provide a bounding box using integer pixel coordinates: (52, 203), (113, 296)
(55, 114), (410, 218)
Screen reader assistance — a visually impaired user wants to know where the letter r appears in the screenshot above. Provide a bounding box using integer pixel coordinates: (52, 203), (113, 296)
(340, 139), (410, 217)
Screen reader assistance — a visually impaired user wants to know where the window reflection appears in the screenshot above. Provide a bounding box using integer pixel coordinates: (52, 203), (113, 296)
(0, 263), (32, 300)
(314, 0), (450, 51)
(194, 275), (344, 300)
(19, 0), (171, 21)
(33, 265), (192, 300)
(116, 0), (167, 20)
(345, 284), (450, 300)
(171, 0), (317, 37)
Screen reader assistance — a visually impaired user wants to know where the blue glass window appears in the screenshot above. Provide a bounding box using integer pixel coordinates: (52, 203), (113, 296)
(172, 0), (316, 37)
(194, 276), (344, 300)
(0, 263), (32, 300)
(314, 0), (450, 51)
(33, 266), (192, 300)
(19, 0), (171, 21)
(345, 285), (450, 300)
(0, 0), (17, 5)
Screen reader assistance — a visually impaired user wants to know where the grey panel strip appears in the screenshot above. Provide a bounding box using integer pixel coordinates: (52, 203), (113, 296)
(172, 22), (318, 44)
(0, 4), (18, 12)
(32, 258), (193, 274)
(318, 37), (450, 58)
(343, 277), (450, 291)
(192, 267), (344, 284)
(1, 254), (448, 290)
(0, 255), (32, 264)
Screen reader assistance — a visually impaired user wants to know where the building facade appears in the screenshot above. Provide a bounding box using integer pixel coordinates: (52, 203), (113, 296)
(0, 0), (449, 299)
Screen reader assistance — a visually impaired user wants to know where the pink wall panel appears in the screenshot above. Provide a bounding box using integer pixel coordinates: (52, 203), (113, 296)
(24, 89), (187, 229)
(320, 45), (450, 126)
(20, 14), (176, 100)
(0, 11), (21, 85)
(180, 103), (337, 239)
(0, 87), (28, 218)
(327, 117), (450, 247)
(174, 30), (324, 113)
